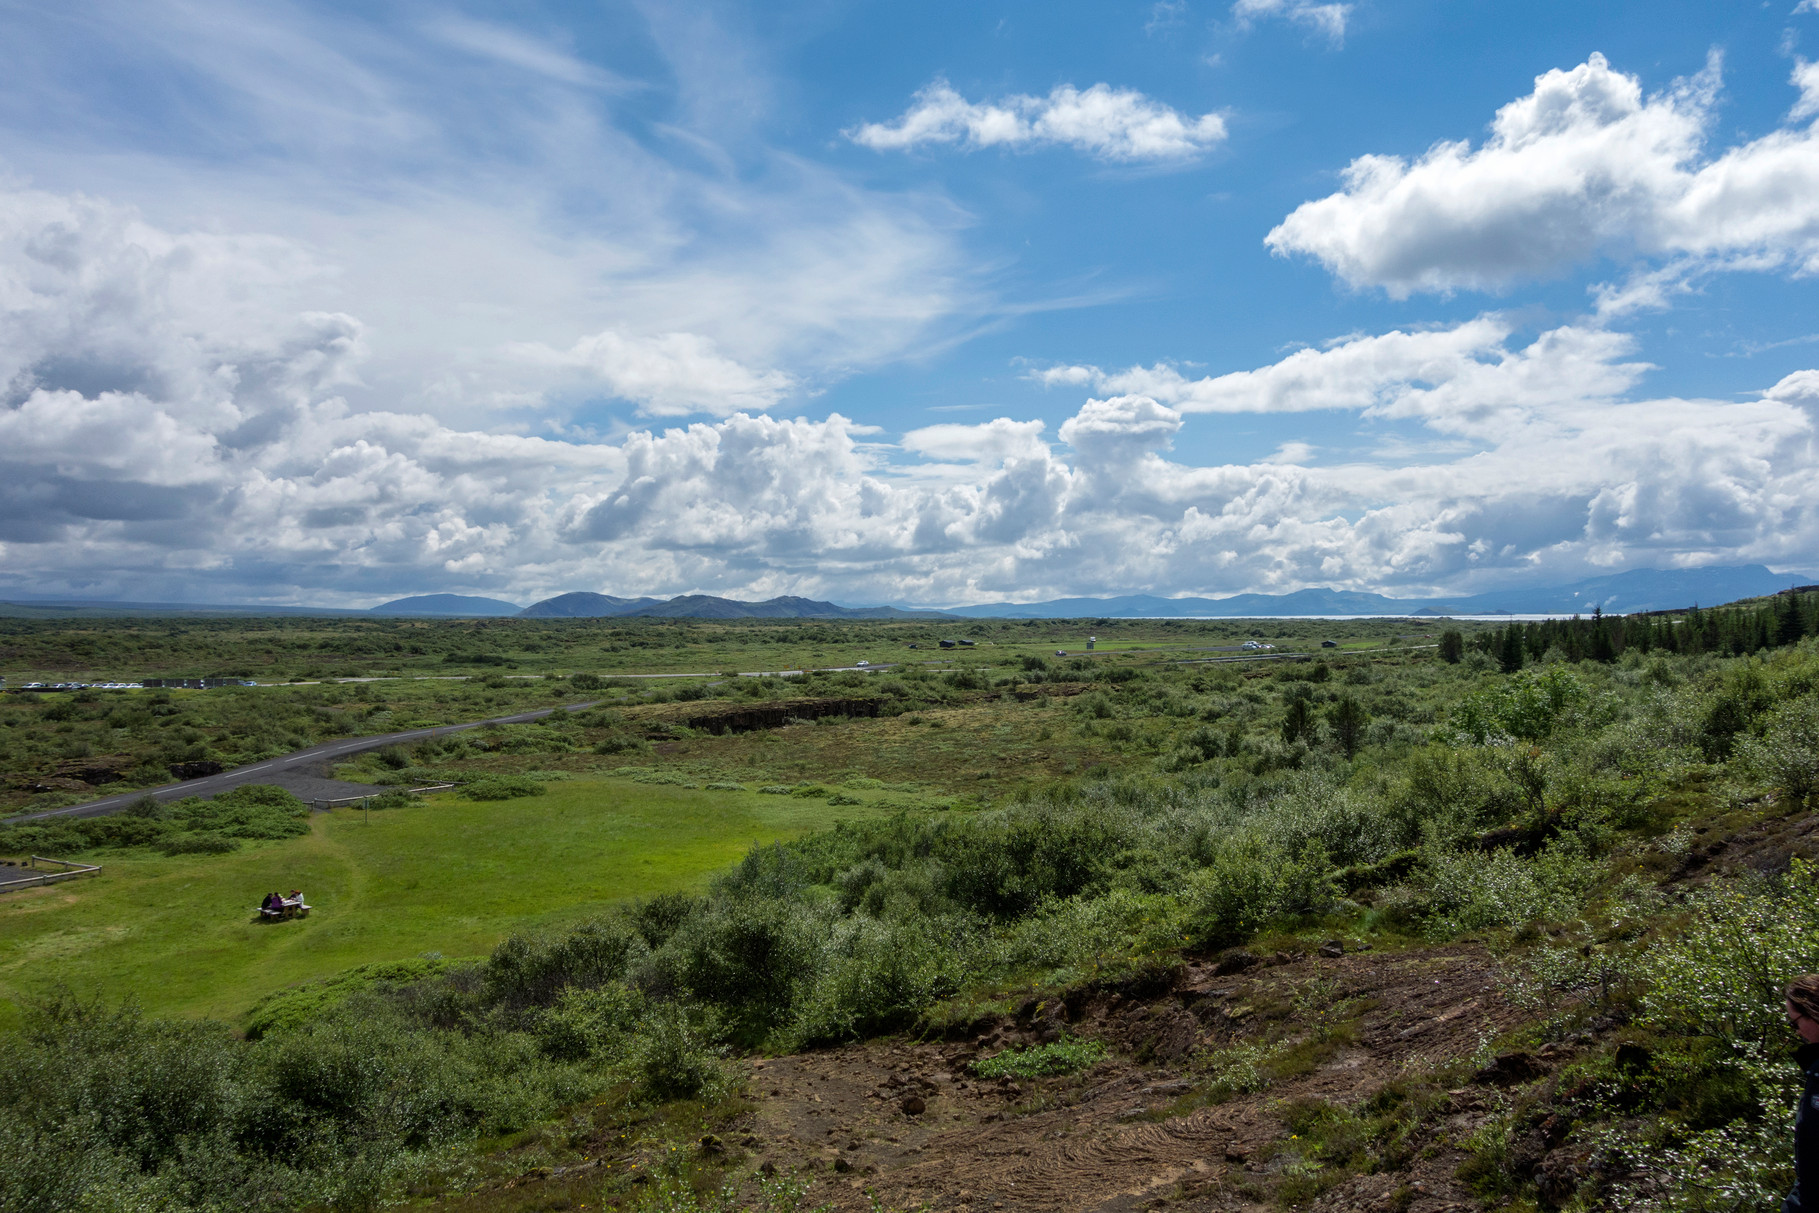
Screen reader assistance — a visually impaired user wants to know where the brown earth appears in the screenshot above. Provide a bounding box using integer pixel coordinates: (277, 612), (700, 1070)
(722, 944), (1526, 1213)
(467, 943), (1551, 1213)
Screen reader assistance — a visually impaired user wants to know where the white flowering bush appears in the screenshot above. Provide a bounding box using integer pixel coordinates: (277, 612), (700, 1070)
(1420, 842), (1601, 938)
(1638, 859), (1819, 1051)
(1601, 1049), (1799, 1213)
(1445, 666), (1588, 745)
(1736, 696), (1819, 807)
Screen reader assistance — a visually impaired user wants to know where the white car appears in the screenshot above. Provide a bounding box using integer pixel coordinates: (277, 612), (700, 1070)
(855, 660), (870, 667)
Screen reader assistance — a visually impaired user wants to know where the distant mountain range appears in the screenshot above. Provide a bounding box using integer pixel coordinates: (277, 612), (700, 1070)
(516, 592), (937, 620)
(369, 594), (522, 616)
(943, 565), (1816, 618)
(4, 564), (1810, 621)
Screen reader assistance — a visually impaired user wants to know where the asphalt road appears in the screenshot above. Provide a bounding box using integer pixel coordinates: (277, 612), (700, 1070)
(10, 700), (601, 824)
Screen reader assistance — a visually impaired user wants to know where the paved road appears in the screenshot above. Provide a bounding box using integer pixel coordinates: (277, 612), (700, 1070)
(10, 700), (602, 824)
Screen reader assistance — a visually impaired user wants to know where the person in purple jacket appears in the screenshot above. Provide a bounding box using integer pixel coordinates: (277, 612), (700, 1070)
(1788, 975), (1819, 1213)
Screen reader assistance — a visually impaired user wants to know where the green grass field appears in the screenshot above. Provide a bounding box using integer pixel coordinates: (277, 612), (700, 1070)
(0, 777), (892, 1030)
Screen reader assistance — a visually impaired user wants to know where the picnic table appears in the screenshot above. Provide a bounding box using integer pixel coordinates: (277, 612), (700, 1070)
(257, 896), (312, 921)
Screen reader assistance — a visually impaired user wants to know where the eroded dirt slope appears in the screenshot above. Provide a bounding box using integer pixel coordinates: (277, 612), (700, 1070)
(722, 943), (1533, 1213)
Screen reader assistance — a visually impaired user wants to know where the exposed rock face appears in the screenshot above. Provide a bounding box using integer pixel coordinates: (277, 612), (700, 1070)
(680, 698), (883, 735)
(8, 754), (137, 791)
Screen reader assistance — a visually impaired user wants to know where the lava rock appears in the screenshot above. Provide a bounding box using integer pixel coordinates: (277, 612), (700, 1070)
(1473, 1051), (1547, 1086)
(1212, 949), (1259, 975)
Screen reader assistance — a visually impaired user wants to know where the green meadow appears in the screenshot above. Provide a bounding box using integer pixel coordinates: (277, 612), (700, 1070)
(0, 776), (886, 1028)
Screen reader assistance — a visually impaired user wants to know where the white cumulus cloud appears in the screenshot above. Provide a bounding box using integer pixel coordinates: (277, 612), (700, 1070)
(3, 181), (1816, 608)
(900, 418), (1049, 464)
(847, 80), (1227, 162)
(1267, 52), (1819, 295)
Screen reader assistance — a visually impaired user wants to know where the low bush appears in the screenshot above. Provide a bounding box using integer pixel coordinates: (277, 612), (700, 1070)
(627, 1001), (728, 1102)
(158, 834), (239, 856)
(0, 785), (307, 859)
(973, 1035), (1106, 1079)
(458, 775), (545, 801)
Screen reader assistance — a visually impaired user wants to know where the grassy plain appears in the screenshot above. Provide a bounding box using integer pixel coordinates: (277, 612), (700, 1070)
(0, 612), (1433, 686)
(0, 776), (892, 1029)
(6, 599), (1819, 1213)
(0, 614), (1450, 814)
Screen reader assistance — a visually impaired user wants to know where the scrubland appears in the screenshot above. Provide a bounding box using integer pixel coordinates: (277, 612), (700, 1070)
(1, 596), (1817, 1213)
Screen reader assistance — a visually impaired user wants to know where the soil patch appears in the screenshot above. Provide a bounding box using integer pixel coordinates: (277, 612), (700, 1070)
(696, 945), (1527, 1213)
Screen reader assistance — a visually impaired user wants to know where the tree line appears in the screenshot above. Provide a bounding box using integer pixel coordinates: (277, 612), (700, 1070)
(1439, 588), (1819, 672)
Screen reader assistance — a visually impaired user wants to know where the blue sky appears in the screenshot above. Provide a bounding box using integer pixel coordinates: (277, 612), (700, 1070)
(1, 0), (1817, 606)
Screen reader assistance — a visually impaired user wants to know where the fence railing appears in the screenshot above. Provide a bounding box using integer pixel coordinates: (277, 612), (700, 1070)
(309, 783), (459, 812)
(0, 855), (103, 894)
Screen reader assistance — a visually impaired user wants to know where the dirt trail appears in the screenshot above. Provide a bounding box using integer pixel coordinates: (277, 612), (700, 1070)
(731, 944), (1529, 1213)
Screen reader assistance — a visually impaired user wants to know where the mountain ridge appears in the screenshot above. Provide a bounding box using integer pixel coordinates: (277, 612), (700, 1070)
(368, 594), (521, 616)
(941, 564), (1814, 618)
(4, 564), (1810, 620)
(516, 592), (942, 620)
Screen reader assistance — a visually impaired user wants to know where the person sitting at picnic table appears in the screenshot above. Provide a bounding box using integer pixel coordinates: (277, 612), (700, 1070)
(261, 891), (284, 915)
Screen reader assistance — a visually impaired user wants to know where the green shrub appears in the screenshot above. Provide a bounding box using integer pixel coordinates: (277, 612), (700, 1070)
(532, 984), (646, 1062)
(972, 1035), (1105, 1079)
(1737, 695), (1819, 805)
(1416, 842), (1599, 938)
(1640, 858), (1819, 1051)
(787, 916), (967, 1047)
(656, 896), (829, 1039)
(167, 785), (310, 841)
(1446, 666), (1586, 744)
(484, 920), (641, 1010)
(1185, 834), (1337, 949)
(458, 775), (545, 801)
(158, 834), (239, 856)
(628, 1002), (728, 1102)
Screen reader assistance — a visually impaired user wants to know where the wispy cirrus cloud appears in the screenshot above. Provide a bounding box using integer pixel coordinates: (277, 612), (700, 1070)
(1231, 0), (1353, 46)
(512, 330), (796, 418)
(847, 79), (1227, 162)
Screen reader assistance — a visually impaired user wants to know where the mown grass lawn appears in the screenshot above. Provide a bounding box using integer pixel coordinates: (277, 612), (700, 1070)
(0, 777), (892, 1030)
